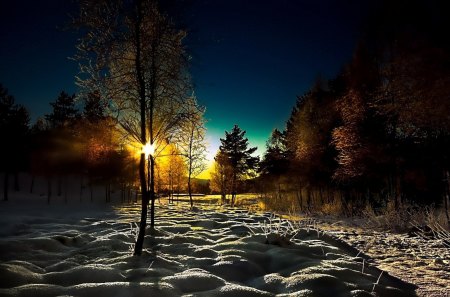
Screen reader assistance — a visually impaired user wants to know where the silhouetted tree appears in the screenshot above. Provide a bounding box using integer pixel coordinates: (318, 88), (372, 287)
(366, 0), (450, 208)
(260, 129), (289, 177)
(271, 0), (450, 217)
(74, 0), (191, 255)
(82, 91), (107, 123)
(45, 91), (79, 129)
(259, 129), (290, 197)
(218, 125), (259, 206)
(0, 84), (29, 201)
(44, 92), (82, 200)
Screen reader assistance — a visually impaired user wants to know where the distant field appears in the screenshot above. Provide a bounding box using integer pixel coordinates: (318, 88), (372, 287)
(162, 194), (261, 207)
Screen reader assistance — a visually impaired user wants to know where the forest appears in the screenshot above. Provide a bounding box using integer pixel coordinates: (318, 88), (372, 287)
(257, 1), (450, 221)
(0, 0), (449, 296)
(1, 0), (449, 223)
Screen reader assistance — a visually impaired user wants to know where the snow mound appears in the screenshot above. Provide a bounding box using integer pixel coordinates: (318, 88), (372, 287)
(161, 268), (226, 292)
(0, 202), (417, 296)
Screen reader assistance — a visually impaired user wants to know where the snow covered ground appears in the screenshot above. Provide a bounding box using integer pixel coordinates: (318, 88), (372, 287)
(313, 219), (450, 297)
(0, 194), (418, 297)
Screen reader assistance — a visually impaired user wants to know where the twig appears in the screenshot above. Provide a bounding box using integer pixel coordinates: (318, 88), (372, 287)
(372, 271), (383, 292)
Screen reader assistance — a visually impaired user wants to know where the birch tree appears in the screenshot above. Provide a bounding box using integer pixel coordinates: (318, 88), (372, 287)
(74, 0), (191, 255)
(174, 96), (207, 208)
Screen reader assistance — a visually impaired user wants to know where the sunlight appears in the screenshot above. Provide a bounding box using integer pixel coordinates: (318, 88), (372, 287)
(142, 142), (155, 158)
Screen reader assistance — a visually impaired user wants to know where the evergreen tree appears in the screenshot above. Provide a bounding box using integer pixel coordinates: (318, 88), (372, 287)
(259, 129), (289, 177)
(45, 91), (79, 128)
(258, 129), (290, 200)
(43, 91), (82, 201)
(0, 84), (30, 201)
(82, 91), (107, 123)
(218, 125), (259, 206)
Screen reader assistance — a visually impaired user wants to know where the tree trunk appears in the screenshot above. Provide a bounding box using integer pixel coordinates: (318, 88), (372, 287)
(134, 154), (149, 255)
(221, 175), (226, 204)
(57, 176), (62, 197)
(133, 0), (150, 256)
(3, 172), (9, 201)
(307, 188), (311, 212)
(80, 176), (83, 202)
(170, 175), (174, 204)
(231, 173), (237, 207)
(319, 188), (323, 206)
(444, 170), (450, 226)
(188, 127), (194, 209)
(64, 177), (68, 204)
(150, 155), (156, 228)
(188, 173), (193, 209)
(14, 172), (19, 191)
(277, 182), (281, 200)
(90, 180), (93, 203)
(30, 175), (35, 194)
(297, 188), (303, 211)
(47, 177), (51, 204)
(396, 173), (402, 207)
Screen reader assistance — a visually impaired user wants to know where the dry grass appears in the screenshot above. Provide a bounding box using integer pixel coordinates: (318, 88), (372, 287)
(171, 192), (450, 247)
(320, 199), (345, 215)
(363, 202), (450, 237)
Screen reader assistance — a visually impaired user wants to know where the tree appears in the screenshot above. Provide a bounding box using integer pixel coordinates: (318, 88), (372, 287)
(0, 84), (30, 201)
(44, 92), (83, 200)
(45, 91), (79, 128)
(79, 90), (121, 202)
(218, 125), (259, 206)
(82, 91), (107, 123)
(174, 96), (207, 208)
(285, 80), (339, 198)
(211, 151), (233, 204)
(259, 129), (289, 177)
(74, 0), (191, 255)
(159, 144), (186, 203)
(259, 129), (290, 195)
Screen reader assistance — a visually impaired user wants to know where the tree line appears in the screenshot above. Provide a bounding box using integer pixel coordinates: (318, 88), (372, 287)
(1, 0), (209, 256)
(0, 86), (209, 202)
(2, 0), (449, 255)
(255, 0), (450, 222)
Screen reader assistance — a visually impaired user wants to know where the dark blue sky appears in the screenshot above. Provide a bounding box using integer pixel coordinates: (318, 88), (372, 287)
(0, 0), (372, 158)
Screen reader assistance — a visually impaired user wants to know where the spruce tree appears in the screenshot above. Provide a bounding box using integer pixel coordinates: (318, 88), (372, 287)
(45, 91), (79, 128)
(219, 125), (259, 206)
(0, 84), (30, 200)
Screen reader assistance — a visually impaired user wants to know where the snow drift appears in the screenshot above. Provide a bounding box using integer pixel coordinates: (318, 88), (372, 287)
(0, 200), (417, 297)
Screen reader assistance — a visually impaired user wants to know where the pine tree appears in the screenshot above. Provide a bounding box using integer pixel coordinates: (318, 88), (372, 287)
(45, 91), (79, 128)
(259, 129), (289, 177)
(0, 84), (30, 201)
(218, 125), (259, 206)
(82, 91), (107, 123)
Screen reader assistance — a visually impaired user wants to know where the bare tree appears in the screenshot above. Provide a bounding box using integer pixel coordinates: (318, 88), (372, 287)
(74, 0), (191, 255)
(174, 96), (207, 208)
(211, 151), (233, 204)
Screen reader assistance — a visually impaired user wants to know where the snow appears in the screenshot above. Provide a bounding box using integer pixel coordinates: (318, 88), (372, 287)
(0, 194), (419, 297)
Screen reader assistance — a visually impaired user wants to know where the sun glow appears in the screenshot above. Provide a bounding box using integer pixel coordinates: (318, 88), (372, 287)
(142, 142), (155, 158)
